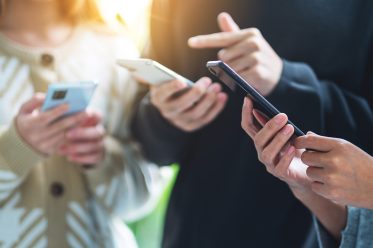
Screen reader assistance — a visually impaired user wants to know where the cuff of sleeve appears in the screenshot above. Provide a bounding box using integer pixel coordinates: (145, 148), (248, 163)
(313, 215), (339, 248)
(82, 136), (123, 186)
(266, 59), (295, 103)
(0, 121), (44, 176)
(340, 207), (360, 247)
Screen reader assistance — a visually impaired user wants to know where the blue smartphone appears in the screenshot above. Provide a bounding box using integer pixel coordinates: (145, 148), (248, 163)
(41, 81), (97, 116)
(206, 61), (305, 136)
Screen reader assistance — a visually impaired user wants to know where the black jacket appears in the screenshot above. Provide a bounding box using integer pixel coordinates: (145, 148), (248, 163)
(132, 0), (373, 247)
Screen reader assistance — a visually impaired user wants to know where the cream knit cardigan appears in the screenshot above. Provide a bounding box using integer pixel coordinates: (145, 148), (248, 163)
(0, 25), (161, 248)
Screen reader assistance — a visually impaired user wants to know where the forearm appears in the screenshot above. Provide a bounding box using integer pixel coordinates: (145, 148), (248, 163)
(292, 188), (347, 240)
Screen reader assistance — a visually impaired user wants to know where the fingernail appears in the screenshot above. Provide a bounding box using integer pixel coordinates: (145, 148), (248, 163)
(274, 114), (286, 124)
(176, 81), (186, 90)
(287, 146), (295, 155)
(307, 131), (315, 135)
(188, 37), (199, 46)
(282, 125), (293, 135)
(218, 50), (226, 59)
(210, 84), (221, 93)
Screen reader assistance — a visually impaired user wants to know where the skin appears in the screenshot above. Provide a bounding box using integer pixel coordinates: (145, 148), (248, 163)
(296, 134), (373, 210)
(3, 0), (105, 164)
(241, 97), (347, 240)
(189, 12), (283, 96)
(150, 77), (228, 132)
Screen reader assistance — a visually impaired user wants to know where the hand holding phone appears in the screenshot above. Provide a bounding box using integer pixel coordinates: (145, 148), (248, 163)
(241, 96), (310, 193)
(59, 110), (106, 165)
(16, 93), (88, 156)
(148, 77), (228, 132)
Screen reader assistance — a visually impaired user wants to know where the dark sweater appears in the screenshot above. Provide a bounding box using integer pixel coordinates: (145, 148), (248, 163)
(132, 0), (373, 247)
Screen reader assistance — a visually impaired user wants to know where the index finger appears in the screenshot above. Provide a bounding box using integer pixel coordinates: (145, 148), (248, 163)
(38, 104), (70, 125)
(295, 133), (338, 152)
(188, 29), (253, 49)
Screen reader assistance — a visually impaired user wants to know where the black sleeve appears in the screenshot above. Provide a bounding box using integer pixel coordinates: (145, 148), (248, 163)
(131, 95), (191, 165)
(267, 59), (373, 154)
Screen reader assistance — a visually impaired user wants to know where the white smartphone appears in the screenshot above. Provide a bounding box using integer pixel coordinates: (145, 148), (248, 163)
(117, 58), (194, 86)
(41, 81), (97, 116)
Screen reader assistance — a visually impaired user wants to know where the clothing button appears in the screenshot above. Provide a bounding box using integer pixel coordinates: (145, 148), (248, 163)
(50, 182), (64, 197)
(40, 53), (54, 67)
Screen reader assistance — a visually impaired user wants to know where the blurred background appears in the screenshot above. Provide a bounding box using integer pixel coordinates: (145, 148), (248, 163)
(97, 0), (152, 50)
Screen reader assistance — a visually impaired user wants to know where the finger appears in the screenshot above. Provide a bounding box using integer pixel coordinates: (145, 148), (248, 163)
(198, 92), (228, 127)
(306, 166), (325, 183)
(181, 83), (221, 120)
(217, 12), (240, 32)
(164, 78), (211, 115)
(241, 97), (259, 138)
(151, 80), (189, 103)
(188, 29), (254, 49)
(294, 133), (338, 152)
(68, 153), (103, 164)
(38, 132), (66, 155)
(224, 52), (261, 74)
(42, 112), (87, 139)
(65, 141), (104, 155)
(301, 150), (329, 167)
(218, 37), (260, 62)
(275, 145), (296, 176)
(252, 109), (269, 127)
(20, 93), (45, 114)
(66, 125), (105, 141)
(37, 104), (70, 125)
(254, 113), (288, 150)
(261, 124), (294, 166)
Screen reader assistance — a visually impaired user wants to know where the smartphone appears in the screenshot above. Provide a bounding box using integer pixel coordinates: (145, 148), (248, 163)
(41, 81), (97, 116)
(117, 58), (194, 86)
(206, 61), (305, 136)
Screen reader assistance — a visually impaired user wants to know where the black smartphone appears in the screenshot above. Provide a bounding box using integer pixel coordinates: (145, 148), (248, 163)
(206, 60), (305, 136)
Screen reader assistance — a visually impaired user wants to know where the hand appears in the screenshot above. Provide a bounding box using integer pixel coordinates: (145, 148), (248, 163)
(16, 93), (88, 156)
(59, 110), (106, 165)
(189, 12), (283, 96)
(150, 77), (228, 132)
(241, 97), (311, 192)
(295, 133), (373, 209)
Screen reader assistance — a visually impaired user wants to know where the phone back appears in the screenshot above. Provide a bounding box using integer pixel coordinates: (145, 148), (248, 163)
(42, 82), (97, 116)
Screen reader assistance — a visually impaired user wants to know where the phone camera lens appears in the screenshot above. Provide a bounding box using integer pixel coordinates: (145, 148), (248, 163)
(52, 90), (67, 100)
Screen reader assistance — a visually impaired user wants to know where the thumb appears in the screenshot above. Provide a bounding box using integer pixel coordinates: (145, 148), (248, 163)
(218, 12), (240, 32)
(20, 93), (45, 114)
